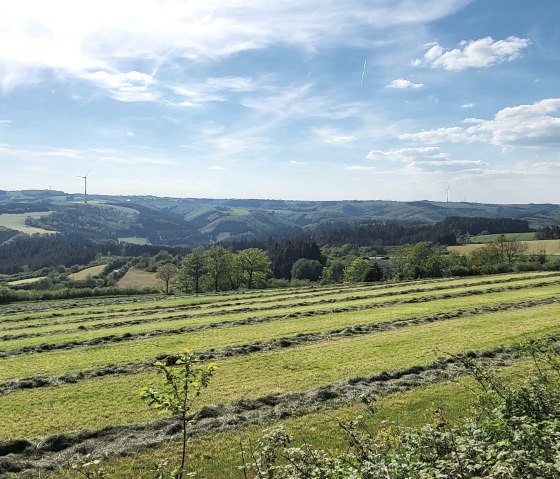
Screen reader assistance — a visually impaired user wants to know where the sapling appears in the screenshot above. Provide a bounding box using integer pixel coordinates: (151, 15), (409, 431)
(141, 349), (217, 479)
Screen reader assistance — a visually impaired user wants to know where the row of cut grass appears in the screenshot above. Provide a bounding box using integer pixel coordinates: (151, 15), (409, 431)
(1, 302), (559, 439)
(51, 360), (536, 479)
(1, 285), (559, 381)
(4, 277), (558, 351)
(1, 271), (554, 326)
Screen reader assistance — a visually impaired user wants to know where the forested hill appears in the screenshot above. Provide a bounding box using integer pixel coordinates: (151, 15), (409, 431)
(0, 190), (559, 246)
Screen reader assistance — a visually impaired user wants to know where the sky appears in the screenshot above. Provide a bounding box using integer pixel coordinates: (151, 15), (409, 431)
(1, 0), (559, 203)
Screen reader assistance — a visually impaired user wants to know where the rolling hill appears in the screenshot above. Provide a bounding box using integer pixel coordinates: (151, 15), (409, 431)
(1, 189), (559, 246)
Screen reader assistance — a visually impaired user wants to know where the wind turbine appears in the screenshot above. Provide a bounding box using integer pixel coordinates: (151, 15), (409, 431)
(78, 170), (91, 204)
(445, 185), (450, 203)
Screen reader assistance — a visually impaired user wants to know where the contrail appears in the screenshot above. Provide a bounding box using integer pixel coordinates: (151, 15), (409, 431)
(360, 59), (367, 85)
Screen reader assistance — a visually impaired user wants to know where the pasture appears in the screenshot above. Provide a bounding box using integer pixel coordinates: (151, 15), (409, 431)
(0, 212), (55, 235)
(117, 267), (163, 289)
(68, 264), (107, 280)
(1, 270), (560, 477)
(450, 238), (560, 255)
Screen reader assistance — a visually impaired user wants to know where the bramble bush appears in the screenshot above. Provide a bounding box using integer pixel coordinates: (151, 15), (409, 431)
(240, 338), (560, 479)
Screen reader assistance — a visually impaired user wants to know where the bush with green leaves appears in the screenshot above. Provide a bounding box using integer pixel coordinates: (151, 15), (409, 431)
(240, 338), (560, 478)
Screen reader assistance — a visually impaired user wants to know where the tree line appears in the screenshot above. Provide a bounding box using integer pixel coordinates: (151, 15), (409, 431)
(309, 216), (531, 248)
(157, 246), (273, 294)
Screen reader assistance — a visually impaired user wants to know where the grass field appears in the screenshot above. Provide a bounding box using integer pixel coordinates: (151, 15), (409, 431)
(0, 270), (559, 477)
(68, 264), (107, 280)
(449, 239), (560, 255)
(5, 276), (46, 286)
(469, 232), (536, 243)
(118, 236), (151, 245)
(117, 267), (163, 289)
(0, 212), (55, 235)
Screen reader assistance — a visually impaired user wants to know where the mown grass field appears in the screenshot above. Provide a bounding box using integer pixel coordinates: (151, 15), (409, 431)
(469, 232), (536, 243)
(0, 212), (55, 235)
(449, 238), (560, 255)
(117, 267), (163, 289)
(68, 264), (107, 280)
(1, 270), (559, 477)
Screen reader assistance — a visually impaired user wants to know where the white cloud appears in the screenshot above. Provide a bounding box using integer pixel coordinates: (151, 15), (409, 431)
(402, 98), (560, 148)
(0, 119), (12, 124)
(289, 160), (307, 166)
(480, 98), (560, 146)
(461, 103), (474, 108)
(418, 36), (530, 71)
(346, 164), (375, 171)
(367, 146), (447, 162)
(209, 165), (225, 170)
(387, 78), (423, 89)
(408, 159), (487, 172)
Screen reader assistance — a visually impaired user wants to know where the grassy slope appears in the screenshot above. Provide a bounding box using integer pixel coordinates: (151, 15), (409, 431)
(1, 279), (559, 377)
(469, 232), (536, 242)
(117, 268), (163, 289)
(1, 302), (559, 439)
(56, 360), (534, 479)
(68, 264), (107, 280)
(450, 239), (560, 255)
(2, 273), (558, 341)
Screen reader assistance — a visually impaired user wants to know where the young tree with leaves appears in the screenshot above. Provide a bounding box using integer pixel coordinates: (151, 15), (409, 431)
(180, 246), (206, 294)
(141, 350), (217, 479)
(156, 263), (177, 295)
(235, 248), (272, 289)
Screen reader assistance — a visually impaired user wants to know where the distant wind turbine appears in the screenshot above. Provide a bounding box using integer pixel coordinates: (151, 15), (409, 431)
(445, 185), (450, 203)
(78, 170), (91, 204)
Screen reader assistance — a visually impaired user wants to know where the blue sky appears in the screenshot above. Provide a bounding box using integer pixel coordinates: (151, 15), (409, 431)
(1, 0), (559, 203)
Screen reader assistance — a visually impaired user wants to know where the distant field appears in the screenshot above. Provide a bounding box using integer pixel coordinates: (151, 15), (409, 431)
(117, 267), (163, 289)
(6, 276), (46, 286)
(0, 212), (55, 235)
(450, 239), (560, 255)
(118, 236), (151, 245)
(1, 270), (559, 477)
(68, 264), (107, 280)
(469, 232), (536, 243)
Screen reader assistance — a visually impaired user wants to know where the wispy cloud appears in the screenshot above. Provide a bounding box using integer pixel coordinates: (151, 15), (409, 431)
(400, 126), (483, 144)
(346, 164), (375, 171)
(387, 78), (423, 89)
(0, 1), (470, 93)
(367, 146), (447, 162)
(312, 127), (357, 144)
(417, 36), (530, 71)
(171, 76), (260, 107)
(85, 70), (159, 102)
